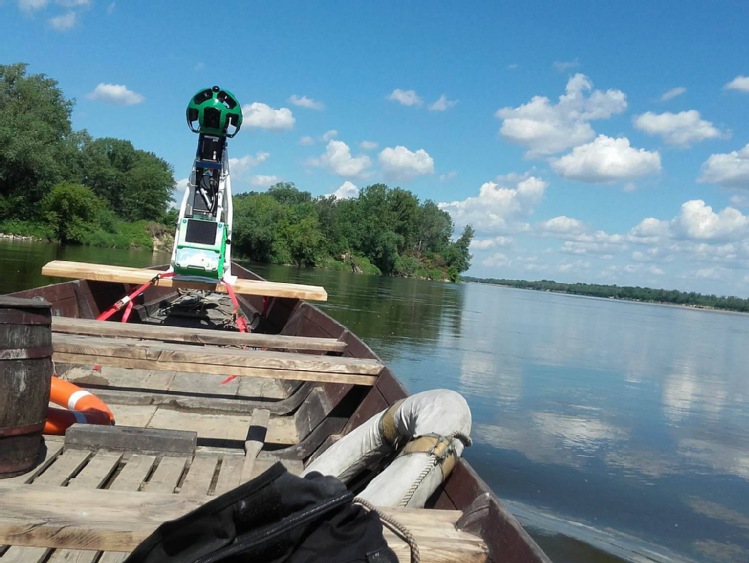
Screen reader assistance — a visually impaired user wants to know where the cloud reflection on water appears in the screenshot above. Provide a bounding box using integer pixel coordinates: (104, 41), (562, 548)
(448, 284), (749, 556)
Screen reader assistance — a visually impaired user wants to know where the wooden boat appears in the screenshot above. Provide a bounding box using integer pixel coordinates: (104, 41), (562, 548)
(1, 260), (550, 562)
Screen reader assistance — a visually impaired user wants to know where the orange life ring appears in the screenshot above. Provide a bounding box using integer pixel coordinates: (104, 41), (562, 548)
(44, 376), (115, 435)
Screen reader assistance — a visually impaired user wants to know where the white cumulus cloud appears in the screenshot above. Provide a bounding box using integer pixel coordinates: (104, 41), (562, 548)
(49, 10), (76, 29)
(699, 144), (749, 189)
(725, 76), (749, 92)
(429, 95), (458, 111)
(631, 200), (749, 243)
(551, 135), (661, 183)
(470, 236), (512, 250)
(289, 95), (324, 110)
(228, 152), (270, 178)
(660, 87), (686, 101)
(86, 83), (144, 105)
(540, 216), (587, 236)
(439, 176), (547, 234)
(330, 181), (359, 200)
(496, 74), (627, 157)
(360, 140), (378, 151)
(387, 89), (422, 107)
(378, 146), (434, 181)
(309, 140), (371, 178)
(242, 102), (294, 130)
(672, 200), (749, 241)
(19, 0), (48, 12)
(250, 175), (281, 188)
(633, 110), (722, 147)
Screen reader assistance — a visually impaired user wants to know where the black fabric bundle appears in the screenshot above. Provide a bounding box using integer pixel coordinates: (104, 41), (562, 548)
(125, 462), (398, 563)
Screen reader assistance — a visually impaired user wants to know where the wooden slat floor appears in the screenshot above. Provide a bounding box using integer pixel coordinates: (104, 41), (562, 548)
(0, 435), (304, 562)
(59, 366), (299, 446)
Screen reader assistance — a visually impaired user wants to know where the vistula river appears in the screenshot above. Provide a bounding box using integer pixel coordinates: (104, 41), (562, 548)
(3, 237), (749, 562)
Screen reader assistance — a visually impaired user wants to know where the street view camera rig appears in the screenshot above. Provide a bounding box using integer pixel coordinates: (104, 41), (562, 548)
(171, 86), (243, 282)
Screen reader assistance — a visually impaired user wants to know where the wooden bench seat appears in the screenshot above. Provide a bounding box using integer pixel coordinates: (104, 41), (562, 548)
(52, 332), (382, 386)
(52, 316), (348, 353)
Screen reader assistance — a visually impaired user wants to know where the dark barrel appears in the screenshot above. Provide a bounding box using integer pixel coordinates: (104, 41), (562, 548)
(0, 295), (53, 477)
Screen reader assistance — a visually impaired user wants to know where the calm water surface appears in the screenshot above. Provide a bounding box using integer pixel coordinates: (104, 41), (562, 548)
(3, 239), (749, 562)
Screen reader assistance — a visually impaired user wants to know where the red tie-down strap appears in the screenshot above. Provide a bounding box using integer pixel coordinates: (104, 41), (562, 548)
(96, 272), (175, 322)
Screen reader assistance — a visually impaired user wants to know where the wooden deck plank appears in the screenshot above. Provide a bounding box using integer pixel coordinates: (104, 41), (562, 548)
(32, 449), (92, 487)
(53, 352), (379, 386)
(0, 485), (487, 561)
(52, 316), (346, 353)
(178, 455), (219, 497)
(53, 333), (382, 375)
(95, 455), (156, 563)
(66, 453), (122, 490)
(0, 440), (63, 560)
(46, 453), (123, 563)
(140, 457), (187, 494)
(42, 261), (328, 301)
(0, 547), (49, 562)
(143, 408), (295, 445)
(250, 456), (305, 479)
(212, 455), (244, 496)
(108, 455), (156, 492)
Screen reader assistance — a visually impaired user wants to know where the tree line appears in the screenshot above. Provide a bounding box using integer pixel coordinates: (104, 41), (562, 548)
(232, 183), (473, 280)
(1, 63), (176, 248)
(465, 277), (749, 313)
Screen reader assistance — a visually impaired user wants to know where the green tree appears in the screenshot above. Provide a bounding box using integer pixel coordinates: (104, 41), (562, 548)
(387, 188), (420, 253)
(0, 63), (76, 219)
(282, 215), (324, 266)
(267, 182), (312, 206)
(79, 137), (174, 221)
(415, 200), (453, 254)
(444, 225), (474, 280)
(232, 193), (287, 262)
(43, 182), (107, 244)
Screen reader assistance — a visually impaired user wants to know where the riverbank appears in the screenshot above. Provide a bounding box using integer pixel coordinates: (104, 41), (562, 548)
(0, 230), (173, 253)
(0, 232), (43, 241)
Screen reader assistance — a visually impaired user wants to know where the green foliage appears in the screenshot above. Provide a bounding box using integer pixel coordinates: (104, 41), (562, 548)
(43, 182), (107, 244)
(232, 193), (287, 262)
(0, 63), (76, 219)
(78, 137), (174, 221)
(0, 219), (51, 239)
(230, 182), (472, 280)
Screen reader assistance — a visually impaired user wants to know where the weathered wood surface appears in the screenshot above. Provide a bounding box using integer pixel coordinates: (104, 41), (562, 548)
(52, 316), (347, 353)
(53, 333), (382, 375)
(64, 426), (198, 456)
(42, 261), (328, 301)
(54, 352), (379, 386)
(0, 485), (488, 562)
(241, 408), (269, 481)
(52, 333), (381, 386)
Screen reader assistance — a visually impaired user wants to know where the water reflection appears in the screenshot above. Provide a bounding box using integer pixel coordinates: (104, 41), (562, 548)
(0, 238), (170, 294)
(245, 261), (466, 353)
(446, 284), (749, 560)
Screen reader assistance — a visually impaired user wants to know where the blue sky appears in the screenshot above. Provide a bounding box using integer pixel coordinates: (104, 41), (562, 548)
(5, 1), (749, 296)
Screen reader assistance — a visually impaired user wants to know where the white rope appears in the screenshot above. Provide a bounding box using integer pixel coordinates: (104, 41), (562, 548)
(354, 496), (420, 563)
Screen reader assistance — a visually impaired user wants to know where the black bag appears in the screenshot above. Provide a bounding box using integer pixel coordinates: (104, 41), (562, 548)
(125, 462), (398, 563)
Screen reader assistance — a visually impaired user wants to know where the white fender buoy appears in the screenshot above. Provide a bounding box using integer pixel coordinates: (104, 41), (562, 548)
(302, 389), (472, 508)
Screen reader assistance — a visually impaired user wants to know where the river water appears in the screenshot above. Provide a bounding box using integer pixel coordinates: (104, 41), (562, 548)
(2, 238), (749, 562)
